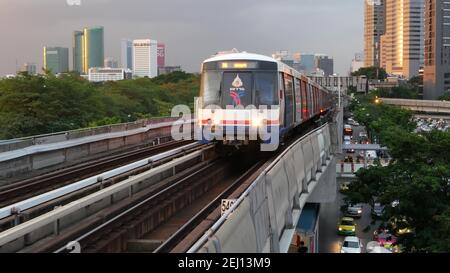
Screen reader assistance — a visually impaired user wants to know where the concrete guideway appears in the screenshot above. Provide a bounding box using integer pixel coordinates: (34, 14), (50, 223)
(0, 142), (200, 221)
(0, 144), (213, 249)
(0, 117), (194, 178)
(381, 98), (450, 114)
(189, 123), (338, 253)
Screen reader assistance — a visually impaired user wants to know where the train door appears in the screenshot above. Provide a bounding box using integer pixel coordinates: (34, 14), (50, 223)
(307, 83), (313, 119)
(278, 73), (285, 128)
(301, 79), (308, 120)
(294, 78), (302, 124)
(283, 74), (295, 129)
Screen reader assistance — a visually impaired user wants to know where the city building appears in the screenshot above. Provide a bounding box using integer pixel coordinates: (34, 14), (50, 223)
(121, 39), (133, 70)
(104, 57), (118, 68)
(423, 0), (450, 99)
(380, 0), (424, 78)
(133, 39), (158, 78)
(157, 43), (166, 68)
(88, 67), (133, 82)
(364, 0), (385, 67)
(299, 54), (316, 73)
(351, 53), (365, 73)
(158, 66), (182, 75)
(22, 63), (37, 75)
(73, 26), (105, 74)
(315, 54), (334, 76)
(43, 47), (69, 74)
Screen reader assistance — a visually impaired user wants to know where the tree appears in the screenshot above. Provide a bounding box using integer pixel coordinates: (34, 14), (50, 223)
(345, 95), (450, 252)
(352, 66), (387, 80)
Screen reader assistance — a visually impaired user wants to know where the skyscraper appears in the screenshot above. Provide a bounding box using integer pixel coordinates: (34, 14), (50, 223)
(157, 43), (166, 68)
(424, 0), (450, 99)
(364, 0), (385, 67)
(133, 39), (158, 78)
(121, 39), (133, 70)
(43, 47), (69, 74)
(299, 54), (316, 73)
(315, 54), (334, 76)
(351, 53), (365, 73)
(73, 26), (104, 74)
(22, 63), (36, 75)
(380, 0), (424, 78)
(104, 57), (118, 68)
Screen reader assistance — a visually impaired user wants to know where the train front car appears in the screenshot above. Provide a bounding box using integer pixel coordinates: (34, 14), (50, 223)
(197, 52), (281, 151)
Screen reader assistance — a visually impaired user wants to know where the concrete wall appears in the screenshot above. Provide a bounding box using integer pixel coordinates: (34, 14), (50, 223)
(0, 117), (188, 179)
(196, 124), (337, 253)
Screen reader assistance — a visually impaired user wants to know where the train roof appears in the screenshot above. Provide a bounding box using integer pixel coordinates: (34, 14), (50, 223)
(203, 52), (277, 64)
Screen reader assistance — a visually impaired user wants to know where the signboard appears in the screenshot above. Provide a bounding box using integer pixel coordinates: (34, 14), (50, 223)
(221, 199), (236, 216)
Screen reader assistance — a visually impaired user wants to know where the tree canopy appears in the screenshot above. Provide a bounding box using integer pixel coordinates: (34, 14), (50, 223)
(351, 66), (387, 80)
(0, 71), (200, 139)
(345, 95), (450, 252)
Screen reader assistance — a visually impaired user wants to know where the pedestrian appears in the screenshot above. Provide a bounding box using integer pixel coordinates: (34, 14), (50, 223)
(298, 241), (308, 253)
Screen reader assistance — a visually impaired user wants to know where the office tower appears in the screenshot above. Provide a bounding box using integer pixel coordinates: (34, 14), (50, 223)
(364, 0), (385, 67)
(380, 0), (424, 78)
(121, 39), (133, 70)
(133, 39), (158, 78)
(104, 57), (118, 68)
(299, 54), (316, 72)
(22, 63), (37, 75)
(157, 43), (166, 68)
(423, 0), (450, 99)
(351, 53), (365, 73)
(43, 47), (69, 74)
(315, 54), (334, 76)
(73, 26), (104, 74)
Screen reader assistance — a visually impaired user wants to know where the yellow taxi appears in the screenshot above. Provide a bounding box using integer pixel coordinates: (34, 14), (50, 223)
(338, 217), (356, 236)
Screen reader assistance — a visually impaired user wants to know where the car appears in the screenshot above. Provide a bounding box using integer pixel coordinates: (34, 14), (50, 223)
(340, 181), (351, 192)
(388, 217), (415, 236)
(338, 217), (357, 236)
(344, 135), (352, 141)
(373, 229), (397, 252)
(346, 203), (363, 218)
(359, 150), (378, 159)
(344, 125), (353, 136)
(359, 131), (368, 138)
(340, 236), (363, 253)
(372, 203), (385, 217)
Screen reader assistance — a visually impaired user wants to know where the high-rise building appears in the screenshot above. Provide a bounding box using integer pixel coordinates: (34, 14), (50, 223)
(157, 43), (166, 68)
(133, 39), (158, 78)
(299, 54), (316, 72)
(22, 63), (37, 75)
(315, 54), (334, 76)
(380, 0), (424, 78)
(121, 39), (133, 70)
(73, 26), (104, 74)
(104, 57), (118, 68)
(351, 53), (365, 73)
(43, 47), (69, 74)
(364, 0), (385, 67)
(423, 0), (450, 99)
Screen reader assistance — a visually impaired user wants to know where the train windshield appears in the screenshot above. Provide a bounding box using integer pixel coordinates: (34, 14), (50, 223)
(201, 63), (278, 108)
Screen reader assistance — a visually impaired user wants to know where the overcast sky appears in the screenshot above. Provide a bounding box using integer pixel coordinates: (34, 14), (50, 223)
(0, 0), (363, 76)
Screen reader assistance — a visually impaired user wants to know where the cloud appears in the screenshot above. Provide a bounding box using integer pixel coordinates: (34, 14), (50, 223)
(0, 0), (363, 75)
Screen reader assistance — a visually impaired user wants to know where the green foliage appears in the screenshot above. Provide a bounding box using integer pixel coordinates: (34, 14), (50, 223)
(345, 95), (450, 252)
(439, 93), (450, 101)
(0, 72), (200, 139)
(352, 66), (387, 80)
(372, 86), (420, 99)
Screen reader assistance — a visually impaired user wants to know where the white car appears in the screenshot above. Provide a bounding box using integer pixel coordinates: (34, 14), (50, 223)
(340, 236), (363, 253)
(359, 131), (368, 138)
(344, 135), (352, 142)
(346, 203), (363, 218)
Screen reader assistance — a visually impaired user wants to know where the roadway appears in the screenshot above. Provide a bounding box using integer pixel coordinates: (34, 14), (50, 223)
(318, 122), (381, 253)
